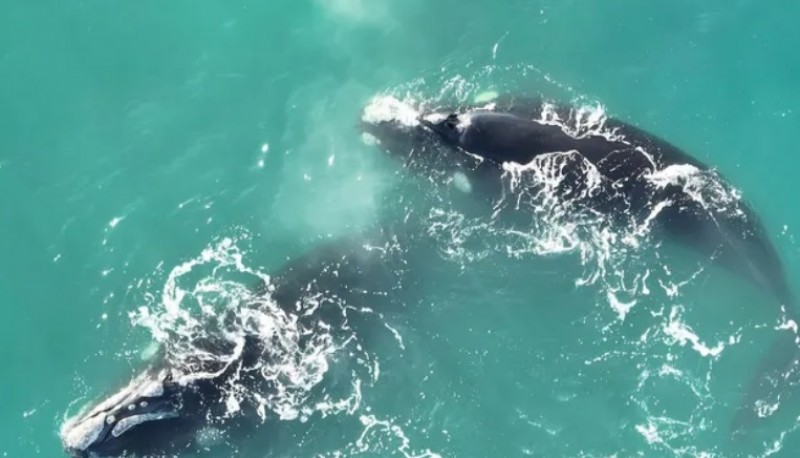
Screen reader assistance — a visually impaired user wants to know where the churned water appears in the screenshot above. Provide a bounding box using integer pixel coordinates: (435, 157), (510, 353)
(2, 1), (800, 457)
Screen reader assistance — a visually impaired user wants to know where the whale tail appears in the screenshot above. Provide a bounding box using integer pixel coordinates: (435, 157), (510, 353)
(730, 304), (800, 438)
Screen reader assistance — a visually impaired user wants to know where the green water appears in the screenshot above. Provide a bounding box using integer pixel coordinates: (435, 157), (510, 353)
(2, 1), (800, 456)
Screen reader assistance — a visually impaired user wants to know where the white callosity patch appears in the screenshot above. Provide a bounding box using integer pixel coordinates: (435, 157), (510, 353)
(139, 379), (164, 398)
(111, 412), (179, 438)
(362, 95), (420, 127)
(61, 414), (105, 452)
(60, 370), (169, 452)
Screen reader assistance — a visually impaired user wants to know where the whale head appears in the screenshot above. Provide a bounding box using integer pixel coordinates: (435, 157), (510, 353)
(360, 94), (578, 175)
(61, 334), (266, 457)
(60, 368), (210, 457)
(359, 97), (487, 178)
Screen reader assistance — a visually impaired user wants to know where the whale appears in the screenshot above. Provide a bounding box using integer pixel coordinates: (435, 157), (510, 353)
(60, 233), (419, 457)
(360, 93), (798, 435)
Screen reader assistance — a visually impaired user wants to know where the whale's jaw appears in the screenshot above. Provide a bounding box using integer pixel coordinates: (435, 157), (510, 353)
(60, 368), (206, 457)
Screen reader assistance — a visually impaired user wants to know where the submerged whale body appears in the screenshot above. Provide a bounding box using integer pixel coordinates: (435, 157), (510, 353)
(60, 234), (416, 457)
(360, 93), (798, 434)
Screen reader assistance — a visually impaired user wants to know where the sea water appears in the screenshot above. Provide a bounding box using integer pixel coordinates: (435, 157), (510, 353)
(2, 1), (800, 456)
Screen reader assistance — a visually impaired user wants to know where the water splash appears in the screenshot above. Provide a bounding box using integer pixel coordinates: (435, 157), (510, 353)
(128, 234), (370, 423)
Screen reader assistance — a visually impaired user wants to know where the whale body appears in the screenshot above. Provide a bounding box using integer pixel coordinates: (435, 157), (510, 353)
(60, 233), (416, 457)
(360, 93), (798, 435)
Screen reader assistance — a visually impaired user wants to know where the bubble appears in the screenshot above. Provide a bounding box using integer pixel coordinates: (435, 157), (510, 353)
(195, 426), (225, 448)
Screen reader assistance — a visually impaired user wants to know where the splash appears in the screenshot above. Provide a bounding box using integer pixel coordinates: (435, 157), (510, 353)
(647, 164), (744, 215)
(129, 234), (371, 423)
(362, 95), (421, 127)
(661, 306), (725, 358)
(538, 101), (625, 142)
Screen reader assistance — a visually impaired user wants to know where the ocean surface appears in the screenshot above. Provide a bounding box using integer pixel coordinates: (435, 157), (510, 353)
(2, 1), (800, 456)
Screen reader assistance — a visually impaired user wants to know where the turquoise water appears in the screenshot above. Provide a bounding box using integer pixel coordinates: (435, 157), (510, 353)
(2, 1), (800, 456)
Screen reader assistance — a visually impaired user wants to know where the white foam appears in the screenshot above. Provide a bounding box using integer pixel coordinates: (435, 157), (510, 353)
(128, 234), (369, 426)
(776, 314), (798, 334)
(455, 113), (472, 132)
(662, 306), (724, 358)
(422, 112), (447, 124)
(607, 290), (637, 321)
(636, 422), (663, 445)
(537, 101), (623, 142)
(755, 399), (780, 418)
(362, 96), (420, 127)
(353, 414), (443, 458)
(647, 164), (742, 213)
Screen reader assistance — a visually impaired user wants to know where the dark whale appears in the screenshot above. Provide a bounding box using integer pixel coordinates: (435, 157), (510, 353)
(60, 233), (418, 457)
(360, 93), (798, 435)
